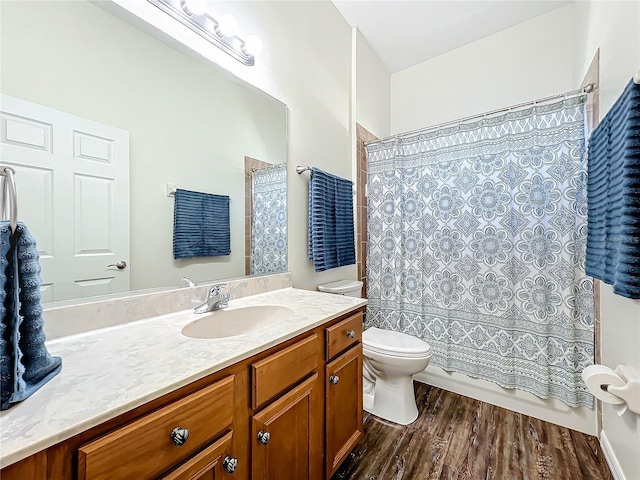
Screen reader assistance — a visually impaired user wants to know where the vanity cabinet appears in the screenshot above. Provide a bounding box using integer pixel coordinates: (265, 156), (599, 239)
(251, 374), (319, 480)
(249, 334), (323, 480)
(0, 307), (365, 480)
(325, 345), (363, 478)
(324, 313), (364, 478)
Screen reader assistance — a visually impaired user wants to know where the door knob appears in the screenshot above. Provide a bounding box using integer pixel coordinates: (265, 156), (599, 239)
(222, 456), (238, 473)
(257, 431), (270, 445)
(170, 427), (189, 446)
(329, 375), (340, 385)
(107, 260), (127, 270)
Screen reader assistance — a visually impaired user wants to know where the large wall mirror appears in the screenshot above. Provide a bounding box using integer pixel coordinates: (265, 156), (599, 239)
(0, 1), (287, 303)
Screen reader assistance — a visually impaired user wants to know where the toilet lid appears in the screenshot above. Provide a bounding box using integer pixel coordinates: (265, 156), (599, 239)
(363, 327), (431, 358)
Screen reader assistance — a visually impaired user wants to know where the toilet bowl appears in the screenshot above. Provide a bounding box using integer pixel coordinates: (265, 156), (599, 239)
(363, 327), (432, 425)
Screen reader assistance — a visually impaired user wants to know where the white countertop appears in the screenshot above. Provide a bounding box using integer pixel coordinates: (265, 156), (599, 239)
(0, 287), (367, 469)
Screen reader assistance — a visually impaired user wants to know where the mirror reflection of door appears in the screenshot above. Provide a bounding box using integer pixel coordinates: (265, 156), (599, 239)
(0, 94), (130, 303)
(244, 157), (287, 275)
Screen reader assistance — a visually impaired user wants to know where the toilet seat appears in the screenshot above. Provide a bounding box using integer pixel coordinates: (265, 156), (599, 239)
(363, 327), (432, 359)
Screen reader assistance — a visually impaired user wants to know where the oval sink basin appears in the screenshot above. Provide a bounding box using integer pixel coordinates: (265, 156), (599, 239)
(182, 305), (295, 339)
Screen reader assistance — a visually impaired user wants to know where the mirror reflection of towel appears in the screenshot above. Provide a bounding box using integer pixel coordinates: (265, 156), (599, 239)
(173, 189), (231, 260)
(0, 221), (62, 410)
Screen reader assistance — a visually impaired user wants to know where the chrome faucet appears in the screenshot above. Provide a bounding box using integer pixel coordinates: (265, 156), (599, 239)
(194, 283), (230, 314)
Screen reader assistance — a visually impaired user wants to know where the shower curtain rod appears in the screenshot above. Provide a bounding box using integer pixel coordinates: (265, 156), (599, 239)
(365, 83), (595, 146)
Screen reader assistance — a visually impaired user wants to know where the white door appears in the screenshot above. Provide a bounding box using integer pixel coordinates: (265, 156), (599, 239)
(0, 94), (130, 303)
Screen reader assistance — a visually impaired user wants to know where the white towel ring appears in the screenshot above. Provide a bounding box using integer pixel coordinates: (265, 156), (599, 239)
(1, 166), (18, 234)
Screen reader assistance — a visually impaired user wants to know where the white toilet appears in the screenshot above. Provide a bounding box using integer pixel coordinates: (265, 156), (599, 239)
(362, 327), (431, 425)
(317, 280), (432, 426)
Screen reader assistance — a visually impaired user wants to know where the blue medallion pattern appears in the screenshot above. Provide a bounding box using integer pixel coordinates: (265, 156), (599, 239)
(365, 97), (594, 408)
(430, 185), (464, 221)
(470, 226), (511, 266)
(250, 164), (287, 275)
(430, 227), (464, 264)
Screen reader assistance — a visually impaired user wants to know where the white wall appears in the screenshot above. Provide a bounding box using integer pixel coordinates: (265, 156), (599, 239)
(574, 2), (640, 478)
(391, 5), (577, 134)
(0, 1), (286, 293)
(356, 31), (391, 139)
(391, 4), (598, 435)
(106, 0), (358, 291)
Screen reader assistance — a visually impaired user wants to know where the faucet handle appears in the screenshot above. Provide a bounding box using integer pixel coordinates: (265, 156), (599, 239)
(209, 283), (227, 295)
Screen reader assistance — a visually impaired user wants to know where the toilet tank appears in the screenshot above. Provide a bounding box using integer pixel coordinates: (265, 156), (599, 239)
(317, 280), (363, 298)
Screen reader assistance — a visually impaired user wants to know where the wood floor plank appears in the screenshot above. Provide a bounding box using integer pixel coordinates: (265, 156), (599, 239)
(382, 427), (448, 480)
(332, 382), (613, 480)
(486, 403), (524, 480)
(462, 400), (500, 480)
(569, 429), (614, 480)
(332, 412), (408, 479)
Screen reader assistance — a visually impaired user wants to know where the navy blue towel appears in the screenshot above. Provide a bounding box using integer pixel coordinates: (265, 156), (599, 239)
(307, 168), (356, 272)
(586, 79), (640, 299)
(173, 189), (231, 260)
(0, 221), (62, 410)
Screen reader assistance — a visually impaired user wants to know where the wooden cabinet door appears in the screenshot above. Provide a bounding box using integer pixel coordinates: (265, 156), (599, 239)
(160, 431), (236, 480)
(325, 344), (363, 478)
(251, 374), (320, 480)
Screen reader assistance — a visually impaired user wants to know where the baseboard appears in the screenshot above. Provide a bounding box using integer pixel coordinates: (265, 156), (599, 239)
(414, 367), (598, 435)
(600, 430), (626, 480)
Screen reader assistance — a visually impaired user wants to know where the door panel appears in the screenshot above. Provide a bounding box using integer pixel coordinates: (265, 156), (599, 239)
(0, 94), (130, 301)
(251, 374), (317, 480)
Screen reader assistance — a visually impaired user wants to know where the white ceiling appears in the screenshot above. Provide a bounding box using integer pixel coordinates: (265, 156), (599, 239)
(332, 1), (572, 73)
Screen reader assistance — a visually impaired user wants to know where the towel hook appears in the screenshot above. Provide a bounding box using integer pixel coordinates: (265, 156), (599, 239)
(1, 167), (18, 234)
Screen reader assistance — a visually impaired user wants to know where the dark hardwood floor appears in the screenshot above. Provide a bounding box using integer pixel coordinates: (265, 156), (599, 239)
(332, 382), (613, 480)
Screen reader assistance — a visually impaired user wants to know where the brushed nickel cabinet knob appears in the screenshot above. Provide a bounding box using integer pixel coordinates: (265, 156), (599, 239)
(346, 330), (355, 339)
(170, 426), (189, 446)
(257, 430), (271, 445)
(329, 375), (340, 385)
(223, 456), (238, 473)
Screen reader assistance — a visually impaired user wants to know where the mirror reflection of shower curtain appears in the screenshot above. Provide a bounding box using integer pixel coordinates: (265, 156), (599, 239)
(365, 96), (594, 409)
(250, 164), (287, 275)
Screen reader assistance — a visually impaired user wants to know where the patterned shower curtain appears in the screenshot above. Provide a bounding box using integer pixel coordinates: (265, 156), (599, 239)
(250, 164), (287, 275)
(365, 97), (594, 408)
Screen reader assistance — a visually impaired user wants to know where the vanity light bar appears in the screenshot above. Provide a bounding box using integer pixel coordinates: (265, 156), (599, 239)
(147, 0), (258, 66)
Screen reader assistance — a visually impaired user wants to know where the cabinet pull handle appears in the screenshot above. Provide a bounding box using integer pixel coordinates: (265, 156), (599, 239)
(223, 456), (238, 474)
(257, 431), (271, 445)
(329, 375), (340, 385)
(346, 330), (355, 339)
(170, 426), (189, 446)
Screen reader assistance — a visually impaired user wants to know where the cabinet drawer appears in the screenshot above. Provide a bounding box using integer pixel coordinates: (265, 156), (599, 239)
(251, 334), (318, 409)
(325, 313), (363, 361)
(78, 375), (234, 480)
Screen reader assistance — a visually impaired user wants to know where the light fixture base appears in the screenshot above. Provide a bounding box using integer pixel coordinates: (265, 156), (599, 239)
(148, 0), (255, 66)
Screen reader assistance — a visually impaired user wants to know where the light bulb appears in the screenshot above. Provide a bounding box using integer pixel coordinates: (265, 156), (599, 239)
(217, 13), (238, 37)
(243, 35), (263, 56)
(182, 0), (207, 16)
